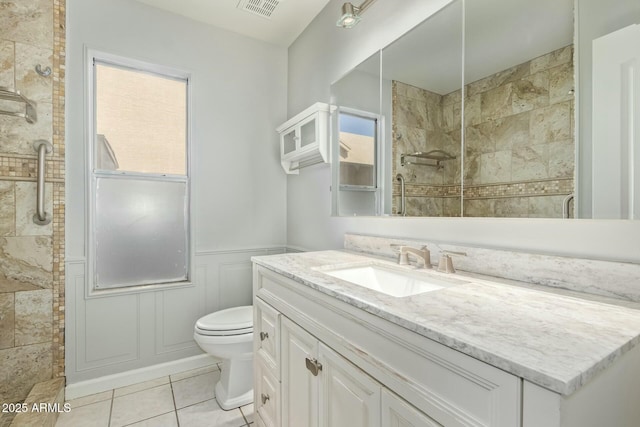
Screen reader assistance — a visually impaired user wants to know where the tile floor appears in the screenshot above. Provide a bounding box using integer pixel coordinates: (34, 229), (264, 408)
(55, 365), (254, 427)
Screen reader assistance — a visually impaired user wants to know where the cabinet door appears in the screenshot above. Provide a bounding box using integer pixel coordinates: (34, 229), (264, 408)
(381, 389), (443, 427)
(281, 317), (319, 427)
(255, 357), (280, 427)
(318, 343), (381, 427)
(281, 127), (298, 158)
(299, 114), (317, 149)
(255, 299), (280, 370)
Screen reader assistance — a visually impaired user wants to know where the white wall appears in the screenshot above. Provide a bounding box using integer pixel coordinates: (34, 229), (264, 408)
(286, 0), (640, 263)
(66, 0), (287, 383)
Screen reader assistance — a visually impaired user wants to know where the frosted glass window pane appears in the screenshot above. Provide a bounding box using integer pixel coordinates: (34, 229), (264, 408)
(95, 63), (187, 175)
(95, 177), (188, 289)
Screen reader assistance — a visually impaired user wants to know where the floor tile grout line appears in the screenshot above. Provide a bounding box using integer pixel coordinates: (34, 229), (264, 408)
(107, 390), (114, 427)
(119, 410), (176, 427)
(113, 381), (171, 399)
(169, 378), (180, 427)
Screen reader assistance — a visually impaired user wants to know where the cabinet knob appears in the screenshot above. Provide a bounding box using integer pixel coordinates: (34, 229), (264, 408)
(261, 393), (270, 404)
(305, 357), (323, 376)
(260, 332), (269, 341)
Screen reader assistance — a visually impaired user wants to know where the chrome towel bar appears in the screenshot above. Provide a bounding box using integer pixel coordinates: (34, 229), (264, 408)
(33, 140), (52, 225)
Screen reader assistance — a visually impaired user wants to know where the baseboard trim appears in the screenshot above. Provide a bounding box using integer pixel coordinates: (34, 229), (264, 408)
(65, 354), (218, 400)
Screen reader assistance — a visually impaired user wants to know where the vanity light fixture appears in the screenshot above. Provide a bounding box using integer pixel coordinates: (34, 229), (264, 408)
(336, 0), (377, 28)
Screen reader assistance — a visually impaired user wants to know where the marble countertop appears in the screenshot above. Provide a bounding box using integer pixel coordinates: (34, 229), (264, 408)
(252, 250), (640, 396)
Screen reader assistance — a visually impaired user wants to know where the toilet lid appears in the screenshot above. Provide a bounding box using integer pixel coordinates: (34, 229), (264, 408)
(196, 305), (253, 333)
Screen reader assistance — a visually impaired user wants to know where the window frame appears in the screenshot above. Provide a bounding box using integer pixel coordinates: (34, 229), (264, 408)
(85, 48), (193, 296)
(337, 108), (380, 191)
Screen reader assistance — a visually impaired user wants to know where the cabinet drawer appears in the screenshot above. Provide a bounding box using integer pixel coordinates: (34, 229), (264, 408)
(255, 298), (280, 372)
(382, 388), (442, 427)
(256, 357), (280, 427)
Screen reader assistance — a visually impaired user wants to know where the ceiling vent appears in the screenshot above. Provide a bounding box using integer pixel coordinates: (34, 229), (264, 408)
(237, 0), (282, 19)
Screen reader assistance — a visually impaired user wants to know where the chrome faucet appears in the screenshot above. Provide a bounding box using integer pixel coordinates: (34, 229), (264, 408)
(397, 246), (431, 268)
(437, 250), (467, 273)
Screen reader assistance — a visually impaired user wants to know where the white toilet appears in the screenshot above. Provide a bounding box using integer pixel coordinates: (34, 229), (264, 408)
(193, 305), (254, 410)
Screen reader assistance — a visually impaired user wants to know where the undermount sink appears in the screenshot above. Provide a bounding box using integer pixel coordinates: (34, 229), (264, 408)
(320, 263), (469, 297)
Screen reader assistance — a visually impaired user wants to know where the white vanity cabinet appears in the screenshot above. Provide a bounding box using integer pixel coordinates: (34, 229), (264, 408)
(276, 102), (330, 174)
(253, 265), (521, 427)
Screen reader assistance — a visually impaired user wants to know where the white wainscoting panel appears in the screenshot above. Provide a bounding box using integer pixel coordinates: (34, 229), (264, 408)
(65, 247), (285, 385)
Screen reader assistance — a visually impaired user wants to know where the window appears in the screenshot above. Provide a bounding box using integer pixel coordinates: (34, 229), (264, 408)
(90, 54), (190, 290)
(338, 111), (377, 189)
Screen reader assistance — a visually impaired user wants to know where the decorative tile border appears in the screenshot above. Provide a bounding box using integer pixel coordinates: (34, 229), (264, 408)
(0, 155), (65, 181)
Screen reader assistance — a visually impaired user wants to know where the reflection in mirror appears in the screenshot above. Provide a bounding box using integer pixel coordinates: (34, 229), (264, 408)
(462, 0), (574, 218)
(384, 0), (463, 217)
(331, 51), (386, 216)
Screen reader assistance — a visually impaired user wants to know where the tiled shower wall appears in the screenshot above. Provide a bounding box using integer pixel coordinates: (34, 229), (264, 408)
(392, 45), (574, 217)
(0, 0), (65, 404)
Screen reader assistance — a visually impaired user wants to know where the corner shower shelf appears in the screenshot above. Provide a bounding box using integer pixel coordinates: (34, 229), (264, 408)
(0, 87), (37, 123)
(400, 150), (456, 169)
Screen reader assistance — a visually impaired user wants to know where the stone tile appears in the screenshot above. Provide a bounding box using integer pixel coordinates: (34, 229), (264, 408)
(0, 41), (15, 90)
(0, 0), (54, 49)
(0, 342), (52, 403)
(530, 101), (571, 144)
(485, 112), (530, 152)
(424, 95), (442, 132)
(528, 195), (566, 218)
(479, 151), (511, 184)
(443, 197), (462, 217)
(464, 93), (481, 126)
(463, 199), (493, 217)
(171, 371), (218, 409)
(549, 62), (574, 105)
(511, 71), (549, 115)
(15, 43), (53, 103)
(530, 45), (572, 74)
(0, 182), (15, 237)
(0, 293), (14, 349)
(0, 236), (52, 288)
(494, 197), (529, 217)
(177, 399), (245, 427)
(66, 390), (113, 409)
(548, 139), (575, 178)
(114, 376), (169, 398)
(441, 100), (461, 132)
(395, 96), (426, 128)
(405, 196), (443, 217)
(15, 289), (52, 346)
(127, 412), (178, 427)
(464, 125), (495, 157)
(463, 154), (481, 185)
(0, 102), (52, 155)
(55, 399), (111, 427)
(15, 181), (53, 236)
(0, 275), (40, 293)
(511, 145), (549, 181)
(240, 403), (254, 424)
(442, 88), (461, 106)
(110, 384), (175, 427)
(169, 364), (219, 382)
(395, 81), (425, 102)
(481, 83), (513, 122)
(468, 62), (529, 98)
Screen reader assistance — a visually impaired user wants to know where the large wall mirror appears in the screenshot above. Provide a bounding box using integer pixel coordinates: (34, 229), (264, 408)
(331, 0), (640, 218)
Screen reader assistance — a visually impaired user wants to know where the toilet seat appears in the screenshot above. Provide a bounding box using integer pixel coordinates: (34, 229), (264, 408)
(195, 306), (253, 336)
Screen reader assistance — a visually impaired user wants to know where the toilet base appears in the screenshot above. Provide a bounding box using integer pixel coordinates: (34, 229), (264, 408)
(215, 356), (253, 410)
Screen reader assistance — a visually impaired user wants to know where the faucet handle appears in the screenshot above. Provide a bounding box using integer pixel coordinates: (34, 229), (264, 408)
(437, 250), (466, 273)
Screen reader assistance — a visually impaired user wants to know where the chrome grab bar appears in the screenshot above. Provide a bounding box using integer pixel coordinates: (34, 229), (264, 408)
(33, 140), (52, 225)
(396, 173), (406, 216)
(562, 194), (574, 219)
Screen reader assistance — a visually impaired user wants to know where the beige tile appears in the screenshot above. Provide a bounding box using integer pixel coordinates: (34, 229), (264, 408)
(529, 195), (566, 218)
(511, 72), (549, 115)
(488, 112), (530, 151)
(0, 236), (53, 288)
(127, 412), (178, 427)
(464, 93), (481, 127)
(15, 289), (52, 345)
(494, 197), (529, 218)
(479, 151), (511, 184)
(177, 399), (245, 427)
(0, 293), (14, 349)
(66, 390), (113, 409)
(171, 371), (219, 409)
(15, 181), (53, 237)
(467, 62), (529, 98)
(241, 403), (254, 424)
(113, 376), (169, 398)
(0, 342), (52, 402)
(443, 197), (462, 217)
(0, 0), (54, 48)
(481, 83), (513, 122)
(463, 198), (493, 217)
(442, 88), (461, 106)
(511, 145), (549, 181)
(0, 102), (52, 155)
(530, 45), (572, 74)
(110, 384), (175, 427)
(55, 399), (111, 427)
(0, 182), (15, 237)
(169, 364), (219, 382)
(15, 43), (52, 103)
(549, 62), (574, 105)
(548, 139), (575, 179)
(530, 101), (571, 144)
(0, 40), (15, 90)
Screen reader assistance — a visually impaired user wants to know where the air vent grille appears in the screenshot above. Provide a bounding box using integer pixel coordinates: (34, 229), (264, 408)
(238, 0), (281, 19)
